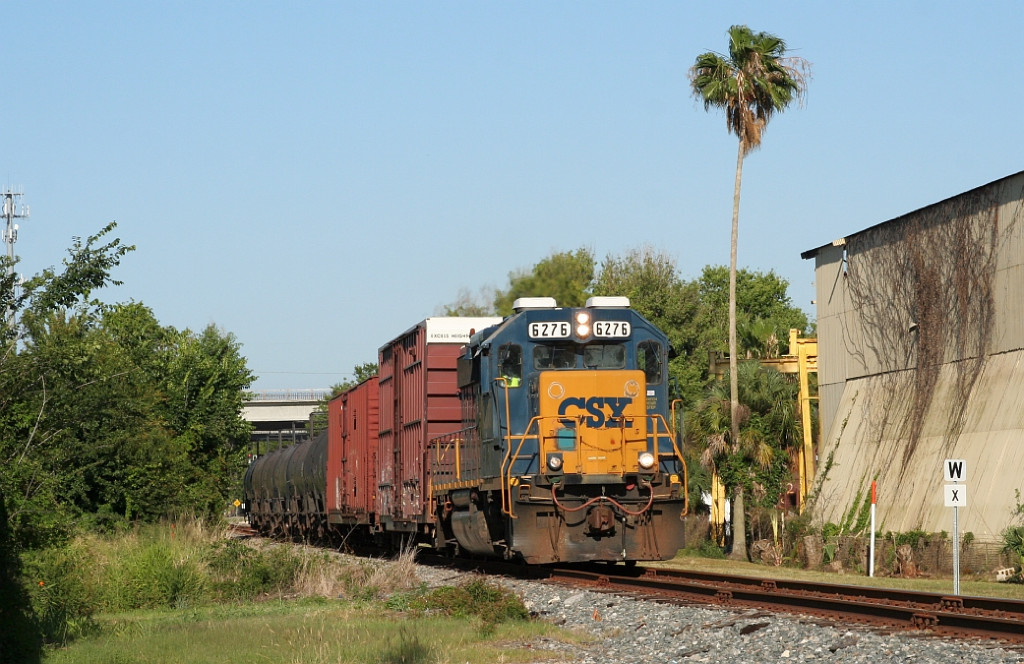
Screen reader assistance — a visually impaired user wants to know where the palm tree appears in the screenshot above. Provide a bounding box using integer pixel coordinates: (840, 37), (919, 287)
(687, 362), (800, 556)
(689, 26), (809, 559)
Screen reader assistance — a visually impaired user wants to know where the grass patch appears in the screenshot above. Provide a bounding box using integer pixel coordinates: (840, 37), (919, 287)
(22, 520), (427, 647)
(42, 600), (568, 664)
(24, 520), (576, 662)
(663, 549), (1024, 600)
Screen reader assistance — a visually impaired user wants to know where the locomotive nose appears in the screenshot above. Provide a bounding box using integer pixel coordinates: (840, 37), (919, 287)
(586, 504), (616, 534)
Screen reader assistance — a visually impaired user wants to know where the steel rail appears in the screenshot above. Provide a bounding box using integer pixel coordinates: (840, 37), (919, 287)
(545, 566), (1024, 644)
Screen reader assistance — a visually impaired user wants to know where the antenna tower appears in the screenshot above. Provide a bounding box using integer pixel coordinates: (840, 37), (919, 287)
(3, 188), (29, 323)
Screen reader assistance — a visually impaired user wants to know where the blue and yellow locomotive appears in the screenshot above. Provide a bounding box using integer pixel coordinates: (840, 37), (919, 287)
(429, 296), (688, 564)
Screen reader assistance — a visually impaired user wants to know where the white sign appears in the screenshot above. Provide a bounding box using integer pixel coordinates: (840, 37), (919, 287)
(943, 459), (966, 482)
(425, 317), (502, 344)
(944, 484), (967, 507)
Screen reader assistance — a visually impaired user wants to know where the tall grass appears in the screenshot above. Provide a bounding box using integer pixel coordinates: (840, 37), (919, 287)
(23, 518), (367, 646)
(21, 519), (496, 650)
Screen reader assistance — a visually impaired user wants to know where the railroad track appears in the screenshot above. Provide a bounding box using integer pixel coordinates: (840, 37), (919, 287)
(232, 532), (1024, 644)
(545, 565), (1024, 644)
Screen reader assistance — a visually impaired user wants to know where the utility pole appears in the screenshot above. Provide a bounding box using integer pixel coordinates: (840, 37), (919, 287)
(3, 188), (29, 324)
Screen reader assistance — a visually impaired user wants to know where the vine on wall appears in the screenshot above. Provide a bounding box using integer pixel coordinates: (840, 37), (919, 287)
(843, 183), (1023, 473)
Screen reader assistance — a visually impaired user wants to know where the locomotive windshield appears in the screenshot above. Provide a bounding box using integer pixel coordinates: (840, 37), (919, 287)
(531, 342), (630, 370)
(582, 343), (626, 369)
(533, 344), (575, 369)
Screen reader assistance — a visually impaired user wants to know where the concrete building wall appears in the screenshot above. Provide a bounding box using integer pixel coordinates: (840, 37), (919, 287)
(807, 172), (1024, 542)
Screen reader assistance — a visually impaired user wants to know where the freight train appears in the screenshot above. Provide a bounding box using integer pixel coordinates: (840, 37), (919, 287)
(243, 296), (688, 564)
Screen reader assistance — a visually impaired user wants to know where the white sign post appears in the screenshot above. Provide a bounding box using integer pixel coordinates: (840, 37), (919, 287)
(943, 459), (967, 595)
(869, 481), (877, 577)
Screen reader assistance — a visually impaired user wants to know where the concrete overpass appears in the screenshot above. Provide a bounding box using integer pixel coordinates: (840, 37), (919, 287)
(243, 389), (331, 453)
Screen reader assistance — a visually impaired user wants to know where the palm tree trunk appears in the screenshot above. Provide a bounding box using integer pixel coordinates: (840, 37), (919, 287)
(728, 139), (748, 561)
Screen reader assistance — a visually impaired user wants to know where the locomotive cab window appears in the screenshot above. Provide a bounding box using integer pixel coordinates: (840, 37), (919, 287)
(637, 340), (663, 384)
(582, 343), (626, 369)
(497, 343), (522, 387)
(533, 344), (575, 370)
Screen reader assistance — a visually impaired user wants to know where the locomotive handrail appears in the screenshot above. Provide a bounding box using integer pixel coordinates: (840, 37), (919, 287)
(648, 412), (689, 516)
(428, 427), (482, 495)
(501, 416), (545, 518)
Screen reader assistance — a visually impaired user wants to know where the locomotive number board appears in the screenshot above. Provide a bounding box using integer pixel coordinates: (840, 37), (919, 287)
(593, 321), (631, 338)
(528, 321), (571, 339)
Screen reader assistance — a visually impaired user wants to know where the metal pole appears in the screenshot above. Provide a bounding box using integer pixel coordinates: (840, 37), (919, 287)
(953, 504), (960, 595)
(869, 480), (876, 577)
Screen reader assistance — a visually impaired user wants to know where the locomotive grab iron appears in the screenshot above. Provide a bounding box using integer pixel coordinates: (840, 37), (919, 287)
(244, 296), (688, 564)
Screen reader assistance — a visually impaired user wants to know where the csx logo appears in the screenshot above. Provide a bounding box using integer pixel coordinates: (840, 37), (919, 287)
(557, 397), (633, 427)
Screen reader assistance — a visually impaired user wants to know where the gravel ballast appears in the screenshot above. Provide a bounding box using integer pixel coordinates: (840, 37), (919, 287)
(414, 563), (1024, 663)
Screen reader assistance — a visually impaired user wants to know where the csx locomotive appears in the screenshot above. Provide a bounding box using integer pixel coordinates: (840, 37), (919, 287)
(243, 296), (688, 564)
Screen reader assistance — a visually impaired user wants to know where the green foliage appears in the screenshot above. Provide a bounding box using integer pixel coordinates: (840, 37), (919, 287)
(832, 484), (873, 537)
(104, 541), (206, 611)
(697, 538), (726, 559)
(204, 539), (301, 601)
(0, 225), (254, 548)
(22, 540), (100, 645)
(440, 285), (498, 316)
(411, 579), (529, 633)
(686, 362), (801, 508)
(311, 362), (381, 433)
(19, 522), (320, 646)
(1003, 526), (1024, 561)
(887, 529), (929, 548)
(493, 248), (596, 315)
(0, 490), (42, 662)
(689, 25), (810, 155)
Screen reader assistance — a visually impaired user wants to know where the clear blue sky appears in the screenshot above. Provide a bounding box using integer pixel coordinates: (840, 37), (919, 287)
(3, 1), (1022, 390)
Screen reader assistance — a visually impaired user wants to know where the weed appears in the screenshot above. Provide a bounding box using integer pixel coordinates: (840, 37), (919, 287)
(697, 539), (726, 559)
(411, 578), (529, 634)
(205, 539), (302, 600)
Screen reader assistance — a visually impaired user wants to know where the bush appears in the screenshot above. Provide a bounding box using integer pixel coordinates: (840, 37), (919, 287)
(1002, 525), (1024, 582)
(698, 538), (726, 559)
(204, 539), (302, 600)
(22, 540), (100, 645)
(104, 540), (206, 610)
(411, 579), (528, 632)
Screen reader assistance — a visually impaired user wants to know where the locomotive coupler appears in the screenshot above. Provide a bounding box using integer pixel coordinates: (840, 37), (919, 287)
(586, 504), (616, 534)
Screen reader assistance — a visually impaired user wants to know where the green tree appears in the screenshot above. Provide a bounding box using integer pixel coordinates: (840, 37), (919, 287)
(592, 246), (702, 399)
(687, 361), (800, 556)
(0, 224), (136, 547)
(161, 324), (254, 515)
(690, 26), (809, 559)
(493, 248), (595, 315)
(1, 223), (255, 546)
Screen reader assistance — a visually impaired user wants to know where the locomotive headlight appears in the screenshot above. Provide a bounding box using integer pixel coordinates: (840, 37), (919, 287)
(638, 452), (656, 470)
(575, 311), (591, 339)
(547, 453), (564, 472)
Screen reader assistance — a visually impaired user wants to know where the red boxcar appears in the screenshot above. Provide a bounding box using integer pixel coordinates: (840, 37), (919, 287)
(375, 317), (500, 532)
(327, 376), (379, 525)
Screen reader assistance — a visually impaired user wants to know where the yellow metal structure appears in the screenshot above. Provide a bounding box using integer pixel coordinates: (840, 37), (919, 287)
(708, 329), (818, 513)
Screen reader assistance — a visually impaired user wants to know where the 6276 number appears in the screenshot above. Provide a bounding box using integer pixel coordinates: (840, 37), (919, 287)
(528, 322), (571, 339)
(594, 321), (631, 338)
